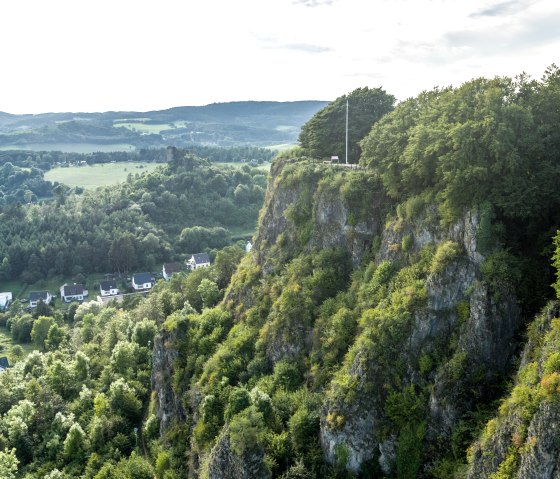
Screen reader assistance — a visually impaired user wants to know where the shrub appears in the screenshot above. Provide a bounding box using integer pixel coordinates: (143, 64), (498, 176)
(229, 406), (265, 456)
(430, 241), (461, 275)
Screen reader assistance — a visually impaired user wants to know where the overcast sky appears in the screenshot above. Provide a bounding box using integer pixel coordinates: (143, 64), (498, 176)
(1, 0), (559, 114)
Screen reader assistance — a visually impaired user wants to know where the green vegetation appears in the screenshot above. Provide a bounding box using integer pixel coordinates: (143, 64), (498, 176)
(2, 68), (560, 479)
(0, 151), (265, 285)
(0, 101), (326, 150)
(45, 162), (161, 189)
(299, 87), (395, 162)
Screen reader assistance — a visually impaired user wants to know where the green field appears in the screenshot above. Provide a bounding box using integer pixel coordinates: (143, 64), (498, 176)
(113, 120), (188, 134)
(45, 162), (161, 188)
(0, 326), (37, 363)
(266, 143), (295, 151)
(0, 143), (136, 153)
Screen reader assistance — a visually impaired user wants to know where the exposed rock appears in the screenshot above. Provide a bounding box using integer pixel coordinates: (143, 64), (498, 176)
(517, 401), (560, 478)
(378, 435), (397, 475)
(206, 426), (270, 479)
(466, 302), (560, 479)
(320, 206), (522, 474)
(151, 324), (187, 434)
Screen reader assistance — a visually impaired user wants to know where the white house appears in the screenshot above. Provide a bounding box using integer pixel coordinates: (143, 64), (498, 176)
(132, 272), (153, 291)
(186, 253), (211, 271)
(60, 283), (88, 303)
(29, 291), (52, 308)
(245, 241), (253, 253)
(99, 280), (119, 297)
(0, 292), (12, 311)
(163, 262), (183, 281)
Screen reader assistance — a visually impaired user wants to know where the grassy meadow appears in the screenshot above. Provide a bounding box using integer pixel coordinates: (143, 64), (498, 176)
(45, 162), (161, 189)
(113, 120), (189, 134)
(0, 326), (37, 363)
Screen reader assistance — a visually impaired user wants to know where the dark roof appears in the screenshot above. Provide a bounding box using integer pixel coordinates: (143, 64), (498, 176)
(100, 280), (117, 290)
(29, 291), (49, 301)
(164, 262), (183, 274)
(0, 357), (9, 369)
(133, 272), (152, 284)
(192, 253), (210, 264)
(62, 284), (85, 296)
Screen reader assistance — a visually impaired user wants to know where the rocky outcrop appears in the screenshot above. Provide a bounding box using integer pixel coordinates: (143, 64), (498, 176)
(206, 426), (270, 479)
(151, 324), (187, 434)
(253, 159), (386, 274)
(320, 207), (522, 474)
(516, 401), (560, 478)
(466, 302), (560, 479)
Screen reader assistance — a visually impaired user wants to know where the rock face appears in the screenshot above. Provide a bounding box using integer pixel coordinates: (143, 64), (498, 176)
(153, 158), (555, 478)
(206, 427), (270, 479)
(516, 402), (560, 479)
(246, 159), (525, 475)
(466, 302), (560, 479)
(253, 159), (386, 274)
(151, 324), (186, 434)
(319, 205), (521, 473)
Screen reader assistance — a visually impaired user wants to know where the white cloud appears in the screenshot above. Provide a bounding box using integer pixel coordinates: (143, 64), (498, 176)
(0, 0), (558, 113)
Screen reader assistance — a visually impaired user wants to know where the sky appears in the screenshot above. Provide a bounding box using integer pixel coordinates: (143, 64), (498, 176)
(0, 0), (559, 114)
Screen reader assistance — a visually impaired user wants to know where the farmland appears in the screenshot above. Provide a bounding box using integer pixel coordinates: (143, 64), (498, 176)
(45, 161), (161, 188)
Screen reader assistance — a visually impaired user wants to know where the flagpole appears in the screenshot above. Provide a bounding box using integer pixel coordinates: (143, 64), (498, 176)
(345, 99), (349, 164)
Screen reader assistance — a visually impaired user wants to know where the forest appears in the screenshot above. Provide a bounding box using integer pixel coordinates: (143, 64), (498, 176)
(0, 145), (274, 208)
(1, 67), (560, 479)
(0, 151), (266, 283)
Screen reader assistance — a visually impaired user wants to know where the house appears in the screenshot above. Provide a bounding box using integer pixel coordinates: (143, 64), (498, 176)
(132, 272), (153, 291)
(0, 292), (12, 311)
(245, 241), (253, 253)
(163, 262), (183, 281)
(29, 291), (52, 307)
(60, 283), (88, 303)
(186, 253), (211, 271)
(0, 357), (9, 373)
(100, 280), (119, 297)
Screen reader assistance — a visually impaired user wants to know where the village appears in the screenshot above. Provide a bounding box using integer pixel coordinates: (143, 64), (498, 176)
(0, 251), (214, 312)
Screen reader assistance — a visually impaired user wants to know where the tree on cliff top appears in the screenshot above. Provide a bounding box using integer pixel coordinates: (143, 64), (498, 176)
(298, 87), (395, 163)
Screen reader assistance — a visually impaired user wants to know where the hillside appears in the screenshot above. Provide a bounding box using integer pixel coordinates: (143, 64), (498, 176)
(0, 101), (328, 152)
(1, 69), (560, 479)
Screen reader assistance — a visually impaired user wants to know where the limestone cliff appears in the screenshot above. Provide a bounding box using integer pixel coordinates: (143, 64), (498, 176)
(466, 302), (560, 479)
(151, 321), (187, 434)
(152, 157), (558, 479)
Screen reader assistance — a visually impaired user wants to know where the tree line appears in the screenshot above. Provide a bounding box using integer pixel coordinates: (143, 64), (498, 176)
(0, 153), (266, 283)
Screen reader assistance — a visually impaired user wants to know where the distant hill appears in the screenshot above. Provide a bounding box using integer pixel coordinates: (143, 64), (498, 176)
(0, 101), (328, 152)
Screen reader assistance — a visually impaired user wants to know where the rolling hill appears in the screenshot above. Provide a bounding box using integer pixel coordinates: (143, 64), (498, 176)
(0, 101), (328, 152)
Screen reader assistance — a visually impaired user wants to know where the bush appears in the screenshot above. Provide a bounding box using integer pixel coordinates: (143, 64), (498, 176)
(229, 406), (265, 456)
(430, 241), (461, 274)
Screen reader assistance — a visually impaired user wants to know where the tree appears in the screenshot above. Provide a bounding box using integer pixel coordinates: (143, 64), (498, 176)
(0, 257), (11, 280)
(214, 245), (244, 289)
(299, 87), (395, 162)
(10, 345), (24, 362)
(31, 316), (55, 351)
(46, 323), (67, 350)
(131, 319), (157, 347)
(109, 234), (137, 274)
(0, 448), (18, 479)
(63, 423), (88, 461)
(229, 406), (265, 456)
(197, 279), (221, 309)
(33, 299), (54, 319)
(8, 314), (34, 343)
